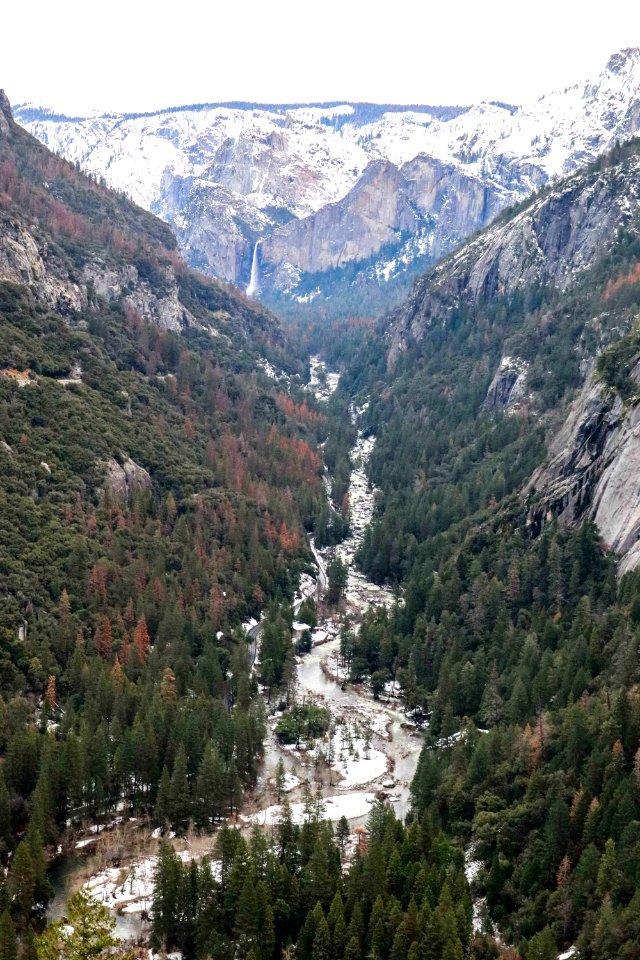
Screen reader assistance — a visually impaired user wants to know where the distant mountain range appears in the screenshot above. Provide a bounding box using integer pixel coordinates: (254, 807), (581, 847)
(15, 48), (640, 315)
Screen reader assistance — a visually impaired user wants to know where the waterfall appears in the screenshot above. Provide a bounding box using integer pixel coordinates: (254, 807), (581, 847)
(246, 241), (261, 298)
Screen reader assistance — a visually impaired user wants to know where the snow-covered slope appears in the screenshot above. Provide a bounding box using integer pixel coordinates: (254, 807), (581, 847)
(15, 49), (640, 306)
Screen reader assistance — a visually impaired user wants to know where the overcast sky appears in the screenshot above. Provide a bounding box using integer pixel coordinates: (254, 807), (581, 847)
(5, 1), (640, 114)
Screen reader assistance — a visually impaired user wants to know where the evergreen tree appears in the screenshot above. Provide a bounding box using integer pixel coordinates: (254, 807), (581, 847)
(35, 889), (120, 960)
(8, 842), (35, 923)
(152, 842), (182, 950)
(156, 765), (172, 827)
(312, 914), (332, 960)
(0, 912), (17, 960)
(170, 745), (191, 831)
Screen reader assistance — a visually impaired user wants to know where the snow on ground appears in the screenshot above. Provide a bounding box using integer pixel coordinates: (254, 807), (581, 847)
(84, 852), (221, 916)
(84, 857), (157, 913)
(307, 356), (340, 402)
(282, 773), (300, 793)
(331, 720), (388, 788)
(464, 848), (486, 933)
(247, 791), (376, 826)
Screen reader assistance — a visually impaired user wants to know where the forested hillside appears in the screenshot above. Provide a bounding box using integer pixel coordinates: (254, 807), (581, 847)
(329, 136), (640, 958)
(0, 90), (335, 948)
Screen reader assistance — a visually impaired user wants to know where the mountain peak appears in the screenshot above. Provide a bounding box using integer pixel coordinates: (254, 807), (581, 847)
(605, 47), (640, 75)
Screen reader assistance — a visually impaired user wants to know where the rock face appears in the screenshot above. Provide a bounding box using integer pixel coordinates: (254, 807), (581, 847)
(483, 357), (529, 412)
(260, 156), (505, 291)
(526, 368), (640, 574)
(0, 89), (12, 138)
(0, 92), (282, 346)
(15, 48), (640, 306)
(82, 261), (194, 332)
(388, 151), (640, 365)
(0, 218), (84, 313)
(103, 457), (152, 503)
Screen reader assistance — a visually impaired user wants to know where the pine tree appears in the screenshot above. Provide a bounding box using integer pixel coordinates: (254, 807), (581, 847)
(597, 837), (620, 900)
(344, 936), (361, 960)
(312, 914), (332, 960)
(525, 925), (557, 960)
(152, 841), (182, 950)
(169, 745), (191, 831)
(35, 889), (119, 960)
(276, 757), (286, 801)
(8, 841), (34, 923)
(329, 892), (347, 959)
(94, 615), (112, 659)
(336, 816), (350, 856)
(227, 757), (242, 816)
(156, 765), (172, 826)
(45, 676), (57, 713)
(160, 666), (177, 704)
(234, 872), (259, 949)
(348, 901), (364, 951)
(195, 743), (225, 827)
(0, 911), (17, 960)
(134, 615), (151, 661)
(0, 774), (11, 854)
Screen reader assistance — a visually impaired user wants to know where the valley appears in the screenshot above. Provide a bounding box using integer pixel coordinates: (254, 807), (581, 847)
(46, 359), (423, 947)
(2, 43), (640, 960)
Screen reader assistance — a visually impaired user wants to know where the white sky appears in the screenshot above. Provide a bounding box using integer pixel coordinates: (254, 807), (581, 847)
(4, 0), (640, 114)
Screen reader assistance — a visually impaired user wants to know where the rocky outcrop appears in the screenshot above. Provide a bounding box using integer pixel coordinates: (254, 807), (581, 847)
(263, 160), (416, 279)
(0, 219), (84, 313)
(83, 261), (196, 332)
(16, 49), (640, 306)
(0, 89), (12, 138)
(388, 153), (640, 366)
(484, 357), (529, 412)
(527, 366), (640, 574)
(103, 457), (152, 502)
(259, 156), (506, 287)
(0, 219), (197, 330)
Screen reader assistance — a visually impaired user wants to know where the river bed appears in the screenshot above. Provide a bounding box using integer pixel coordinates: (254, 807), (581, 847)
(250, 361), (421, 827)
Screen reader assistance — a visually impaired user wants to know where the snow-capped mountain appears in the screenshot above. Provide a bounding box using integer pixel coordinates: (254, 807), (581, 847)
(15, 48), (640, 310)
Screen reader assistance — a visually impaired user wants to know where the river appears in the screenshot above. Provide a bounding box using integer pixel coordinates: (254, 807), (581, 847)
(250, 362), (421, 829)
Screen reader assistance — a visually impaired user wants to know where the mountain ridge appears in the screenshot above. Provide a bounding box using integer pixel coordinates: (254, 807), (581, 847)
(15, 48), (640, 313)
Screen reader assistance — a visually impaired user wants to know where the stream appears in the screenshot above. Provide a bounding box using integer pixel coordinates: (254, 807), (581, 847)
(48, 356), (424, 941)
(251, 361), (421, 828)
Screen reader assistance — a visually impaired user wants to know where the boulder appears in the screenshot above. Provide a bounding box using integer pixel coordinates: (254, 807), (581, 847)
(103, 456), (151, 502)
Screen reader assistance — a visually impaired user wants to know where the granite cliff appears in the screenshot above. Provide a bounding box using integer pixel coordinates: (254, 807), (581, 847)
(15, 49), (640, 312)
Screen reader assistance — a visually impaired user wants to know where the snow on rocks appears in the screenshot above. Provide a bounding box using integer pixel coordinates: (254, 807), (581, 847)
(307, 356), (340, 402)
(281, 773), (301, 793)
